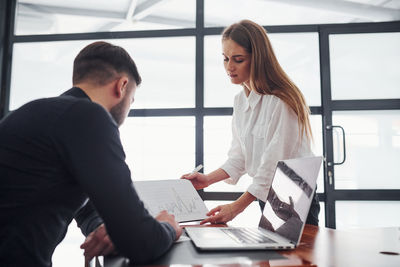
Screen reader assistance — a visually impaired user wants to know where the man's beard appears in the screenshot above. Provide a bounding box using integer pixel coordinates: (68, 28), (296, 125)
(110, 97), (128, 126)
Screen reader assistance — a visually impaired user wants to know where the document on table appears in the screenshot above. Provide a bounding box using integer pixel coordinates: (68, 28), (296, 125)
(133, 179), (209, 223)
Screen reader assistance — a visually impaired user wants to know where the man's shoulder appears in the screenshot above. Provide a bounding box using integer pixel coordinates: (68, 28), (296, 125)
(58, 95), (106, 114)
(6, 94), (113, 130)
(18, 93), (89, 111)
(27, 94), (107, 117)
(53, 96), (116, 129)
(54, 95), (118, 131)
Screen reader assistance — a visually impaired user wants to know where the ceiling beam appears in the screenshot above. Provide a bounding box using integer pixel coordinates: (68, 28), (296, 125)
(18, 3), (125, 20)
(18, 2), (194, 28)
(132, 0), (167, 20)
(126, 0), (138, 20)
(141, 15), (195, 28)
(264, 0), (400, 21)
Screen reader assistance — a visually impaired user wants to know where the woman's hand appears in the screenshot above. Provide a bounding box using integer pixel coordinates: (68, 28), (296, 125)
(200, 203), (236, 225)
(200, 191), (256, 225)
(181, 172), (210, 190)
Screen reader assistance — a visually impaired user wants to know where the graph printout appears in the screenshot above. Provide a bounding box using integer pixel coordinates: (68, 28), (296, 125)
(133, 179), (209, 222)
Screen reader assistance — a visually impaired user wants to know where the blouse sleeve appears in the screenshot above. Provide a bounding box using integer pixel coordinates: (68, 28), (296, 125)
(247, 99), (312, 202)
(220, 99), (247, 184)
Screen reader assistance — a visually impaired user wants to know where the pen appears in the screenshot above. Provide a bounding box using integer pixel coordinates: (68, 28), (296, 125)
(191, 164), (203, 174)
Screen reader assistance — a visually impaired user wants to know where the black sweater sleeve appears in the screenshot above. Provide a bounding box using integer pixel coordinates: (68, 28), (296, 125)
(52, 101), (175, 263)
(74, 201), (103, 237)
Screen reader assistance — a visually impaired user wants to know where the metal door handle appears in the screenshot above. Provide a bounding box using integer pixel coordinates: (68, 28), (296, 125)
(326, 125), (346, 165)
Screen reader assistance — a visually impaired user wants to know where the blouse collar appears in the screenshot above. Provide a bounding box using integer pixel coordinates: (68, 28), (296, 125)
(243, 89), (262, 111)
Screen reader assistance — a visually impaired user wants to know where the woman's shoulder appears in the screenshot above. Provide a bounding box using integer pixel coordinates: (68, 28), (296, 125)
(260, 94), (298, 121)
(233, 90), (246, 105)
(234, 89), (246, 98)
(261, 94), (286, 109)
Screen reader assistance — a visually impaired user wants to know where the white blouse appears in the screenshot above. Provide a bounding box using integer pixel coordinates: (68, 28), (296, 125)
(220, 90), (313, 202)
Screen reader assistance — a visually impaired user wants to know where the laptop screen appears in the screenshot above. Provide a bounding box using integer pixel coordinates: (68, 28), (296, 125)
(258, 156), (321, 244)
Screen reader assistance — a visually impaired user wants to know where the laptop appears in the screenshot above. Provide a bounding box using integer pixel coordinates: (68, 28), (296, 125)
(185, 156), (323, 250)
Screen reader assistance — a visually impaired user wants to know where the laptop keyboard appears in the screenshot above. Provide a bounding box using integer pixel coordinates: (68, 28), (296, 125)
(221, 228), (277, 244)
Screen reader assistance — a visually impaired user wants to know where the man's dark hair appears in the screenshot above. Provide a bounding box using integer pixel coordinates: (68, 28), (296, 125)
(73, 41), (142, 86)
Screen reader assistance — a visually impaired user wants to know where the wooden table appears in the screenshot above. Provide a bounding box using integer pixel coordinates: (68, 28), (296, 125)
(104, 224), (400, 267)
(281, 224), (400, 267)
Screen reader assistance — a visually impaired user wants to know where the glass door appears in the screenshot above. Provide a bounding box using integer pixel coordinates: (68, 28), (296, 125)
(321, 23), (400, 228)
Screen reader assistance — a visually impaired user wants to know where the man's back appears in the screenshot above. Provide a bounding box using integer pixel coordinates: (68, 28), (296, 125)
(0, 87), (177, 266)
(0, 89), (100, 266)
(0, 40), (182, 266)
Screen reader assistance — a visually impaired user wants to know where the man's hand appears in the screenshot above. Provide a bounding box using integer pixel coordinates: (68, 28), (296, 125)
(155, 210), (182, 240)
(80, 224), (115, 262)
(181, 172), (209, 190)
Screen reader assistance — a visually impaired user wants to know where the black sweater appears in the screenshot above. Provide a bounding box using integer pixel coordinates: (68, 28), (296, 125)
(0, 87), (175, 266)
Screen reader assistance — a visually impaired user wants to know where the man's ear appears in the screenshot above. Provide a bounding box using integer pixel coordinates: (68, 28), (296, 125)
(114, 76), (129, 99)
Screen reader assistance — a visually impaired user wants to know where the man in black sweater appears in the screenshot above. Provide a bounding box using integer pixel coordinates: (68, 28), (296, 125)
(0, 41), (182, 266)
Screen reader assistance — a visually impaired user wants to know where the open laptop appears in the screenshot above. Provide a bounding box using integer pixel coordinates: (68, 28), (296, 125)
(185, 156), (323, 250)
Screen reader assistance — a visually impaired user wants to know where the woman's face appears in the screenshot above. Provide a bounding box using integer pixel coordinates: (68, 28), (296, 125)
(222, 38), (251, 86)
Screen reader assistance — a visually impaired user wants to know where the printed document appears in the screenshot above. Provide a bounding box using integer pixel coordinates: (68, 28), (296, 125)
(133, 179), (209, 222)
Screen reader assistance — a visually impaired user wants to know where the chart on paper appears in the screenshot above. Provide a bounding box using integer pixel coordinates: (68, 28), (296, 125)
(133, 179), (209, 222)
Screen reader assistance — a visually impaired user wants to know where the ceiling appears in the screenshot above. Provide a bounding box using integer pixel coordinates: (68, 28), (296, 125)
(15, 0), (400, 34)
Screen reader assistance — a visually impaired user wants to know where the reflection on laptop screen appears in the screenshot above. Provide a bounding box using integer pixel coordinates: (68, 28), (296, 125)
(259, 159), (317, 243)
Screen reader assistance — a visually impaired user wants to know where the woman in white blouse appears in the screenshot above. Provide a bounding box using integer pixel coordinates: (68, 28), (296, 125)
(182, 19), (320, 226)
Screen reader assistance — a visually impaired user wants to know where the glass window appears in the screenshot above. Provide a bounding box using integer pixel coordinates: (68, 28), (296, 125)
(10, 40), (89, 110)
(15, 0), (195, 35)
(330, 32), (400, 100)
(203, 115), (324, 193)
(114, 38), (195, 109)
(119, 116), (195, 181)
(10, 37), (195, 110)
(336, 201), (400, 229)
(269, 33), (321, 107)
(204, 0), (399, 27)
(333, 110), (400, 189)
(52, 224), (83, 267)
(204, 33), (321, 107)
(203, 116), (253, 192)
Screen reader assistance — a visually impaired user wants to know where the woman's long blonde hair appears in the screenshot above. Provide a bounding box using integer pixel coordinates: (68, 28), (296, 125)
(222, 19), (313, 140)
